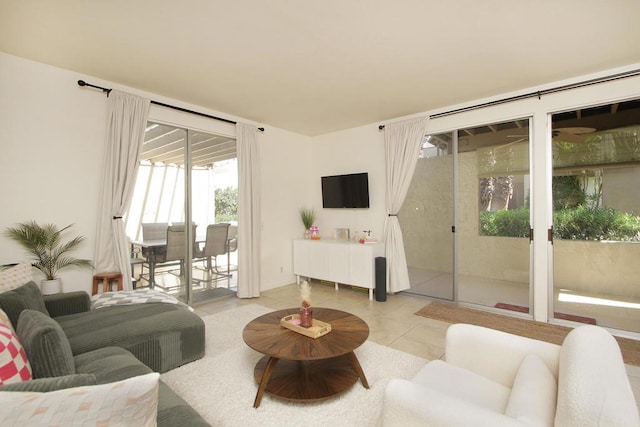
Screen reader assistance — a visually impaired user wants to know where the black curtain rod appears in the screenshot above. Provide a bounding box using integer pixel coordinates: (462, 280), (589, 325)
(77, 80), (265, 132)
(378, 68), (640, 130)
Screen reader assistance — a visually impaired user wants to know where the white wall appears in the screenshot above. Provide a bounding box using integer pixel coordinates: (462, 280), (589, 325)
(0, 52), (105, 292)
(259, 126), (313, 290)
(0, 52), (311, 293)
(310, 124), (386, 242)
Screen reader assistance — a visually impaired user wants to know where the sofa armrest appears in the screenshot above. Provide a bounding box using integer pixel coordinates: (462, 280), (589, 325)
(381, 379), (525, 427)
(0, 374), (97, 392)
(445, 324), (561, 388)
(43, 292), (90, 317)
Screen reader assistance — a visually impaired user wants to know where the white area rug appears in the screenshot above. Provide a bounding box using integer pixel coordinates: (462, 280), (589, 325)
(161, 304), (428, 427)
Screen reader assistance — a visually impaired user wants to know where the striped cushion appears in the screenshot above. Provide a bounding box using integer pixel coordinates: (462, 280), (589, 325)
(0, 372), (159, 426)
(0, 373), (96, 392)
(0, 320), (32, 385)
(16, 309), (75, 378)
(57, 303), (205, 373)
(0, 281), (49, 329)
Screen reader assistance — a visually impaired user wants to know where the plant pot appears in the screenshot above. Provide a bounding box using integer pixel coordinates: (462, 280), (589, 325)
(41, 278), (61, 295)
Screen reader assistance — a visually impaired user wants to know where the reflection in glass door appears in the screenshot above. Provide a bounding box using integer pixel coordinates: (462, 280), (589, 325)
(551, 99), (640, 333)
(399, 132), (455, 300)
(456, 119), (532, 312)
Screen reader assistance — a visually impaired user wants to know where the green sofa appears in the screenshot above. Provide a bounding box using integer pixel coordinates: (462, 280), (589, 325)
(0, 281), (209, 426)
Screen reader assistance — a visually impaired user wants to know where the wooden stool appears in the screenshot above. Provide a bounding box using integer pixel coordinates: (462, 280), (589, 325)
(92, 272), (124, 295)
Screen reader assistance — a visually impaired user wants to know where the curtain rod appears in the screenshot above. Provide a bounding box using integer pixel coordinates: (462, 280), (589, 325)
(378, 68), (640, 130)
(77, 80), (265, 132)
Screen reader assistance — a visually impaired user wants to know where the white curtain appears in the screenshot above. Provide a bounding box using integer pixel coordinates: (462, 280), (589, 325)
(94, 91), (150, 289)
(236, 123), (261, 298)
(384, 117), (429, 293)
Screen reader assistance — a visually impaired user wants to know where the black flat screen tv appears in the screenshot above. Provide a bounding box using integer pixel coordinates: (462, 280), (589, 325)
(321, 172), (370, 209)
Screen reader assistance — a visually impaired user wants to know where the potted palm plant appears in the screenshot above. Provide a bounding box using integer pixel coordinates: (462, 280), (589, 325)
(4, 221), (93, 294)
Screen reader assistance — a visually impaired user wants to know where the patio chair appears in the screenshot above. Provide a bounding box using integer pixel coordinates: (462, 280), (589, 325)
(138, 222), (169, 286)
(224, 224), (238, 275)
(153, 224), (197, 289)
(194, 223), (231, 280)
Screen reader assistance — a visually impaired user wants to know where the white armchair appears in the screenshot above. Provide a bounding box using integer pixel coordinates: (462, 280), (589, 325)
(381, 323), (639, 427)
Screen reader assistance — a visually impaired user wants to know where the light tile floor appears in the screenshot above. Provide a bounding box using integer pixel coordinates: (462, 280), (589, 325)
(192, 280), (640, 414)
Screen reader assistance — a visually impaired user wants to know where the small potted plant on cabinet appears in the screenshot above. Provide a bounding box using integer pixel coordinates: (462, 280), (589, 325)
(299, 208), (315, 239)
(4, 221), (93, 294)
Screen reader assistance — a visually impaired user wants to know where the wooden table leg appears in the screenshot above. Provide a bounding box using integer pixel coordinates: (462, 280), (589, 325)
(254, 356), (280, 408)
(347, 351), (369, 389)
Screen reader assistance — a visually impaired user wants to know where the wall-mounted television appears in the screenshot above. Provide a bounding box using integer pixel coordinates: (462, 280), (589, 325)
(321, 172), (370, 209)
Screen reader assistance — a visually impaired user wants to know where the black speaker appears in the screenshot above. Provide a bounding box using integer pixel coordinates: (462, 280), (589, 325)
(375, 257), (387, 302)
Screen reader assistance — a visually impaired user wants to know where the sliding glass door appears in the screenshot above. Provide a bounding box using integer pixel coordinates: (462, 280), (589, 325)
(400, 119), (532, 313)
(399, 132), (455, 300)
(456, 118), (532, 312)
(551, 99), (640, 332)
(126, 122), (237, 304)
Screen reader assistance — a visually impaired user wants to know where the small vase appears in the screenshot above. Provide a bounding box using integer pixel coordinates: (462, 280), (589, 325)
(304, 229), (311, 239)
(299, 306), (313, 328)
(310, 225), (320, 240)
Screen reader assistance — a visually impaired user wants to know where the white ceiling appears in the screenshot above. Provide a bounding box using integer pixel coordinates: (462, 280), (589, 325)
(1, 0), (639, 136)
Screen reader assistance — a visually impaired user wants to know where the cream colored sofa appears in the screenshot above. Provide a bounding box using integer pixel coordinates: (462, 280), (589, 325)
(381, 323), (639, 427)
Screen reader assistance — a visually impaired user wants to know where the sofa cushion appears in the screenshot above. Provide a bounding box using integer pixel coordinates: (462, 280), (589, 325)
(72, 347), (210, 427)
(157, 380), (211, 427)
(555, 325), (640, 427)
(0, 318), (32, 385)
(56, 303), (205, 373)
(74, 346), (152, 384)
(505, 354), (557, 427)
(16, 309), (75, 378)
(412, 359), (512, 413)
(0, 262), (33, 293)
(0, 372), (159, 427)
(0, 281), (49, 329)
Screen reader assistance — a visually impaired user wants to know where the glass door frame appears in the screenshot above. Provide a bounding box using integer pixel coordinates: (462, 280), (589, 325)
(183, 128), (194, 305)
(452, 130), (459, 302)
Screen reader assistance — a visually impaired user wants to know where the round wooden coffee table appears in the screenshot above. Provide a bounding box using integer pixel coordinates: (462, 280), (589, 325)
(242, 307), (370, 407)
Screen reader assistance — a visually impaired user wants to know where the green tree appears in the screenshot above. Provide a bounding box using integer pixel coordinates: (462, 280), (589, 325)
(552, 176), (586, 210)
(215, 187), (238, 223)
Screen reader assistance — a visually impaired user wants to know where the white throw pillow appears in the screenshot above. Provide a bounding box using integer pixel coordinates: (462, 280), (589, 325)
(0, 263), (33, 293)
(0, 372), (159, 426)
(505, 354), (557, 427)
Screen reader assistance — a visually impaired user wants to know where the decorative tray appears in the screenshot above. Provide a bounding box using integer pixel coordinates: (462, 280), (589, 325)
(280, 314), (332, 339)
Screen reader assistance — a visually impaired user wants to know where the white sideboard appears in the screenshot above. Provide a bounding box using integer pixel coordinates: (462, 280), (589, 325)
(293, 239), (385, 300)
